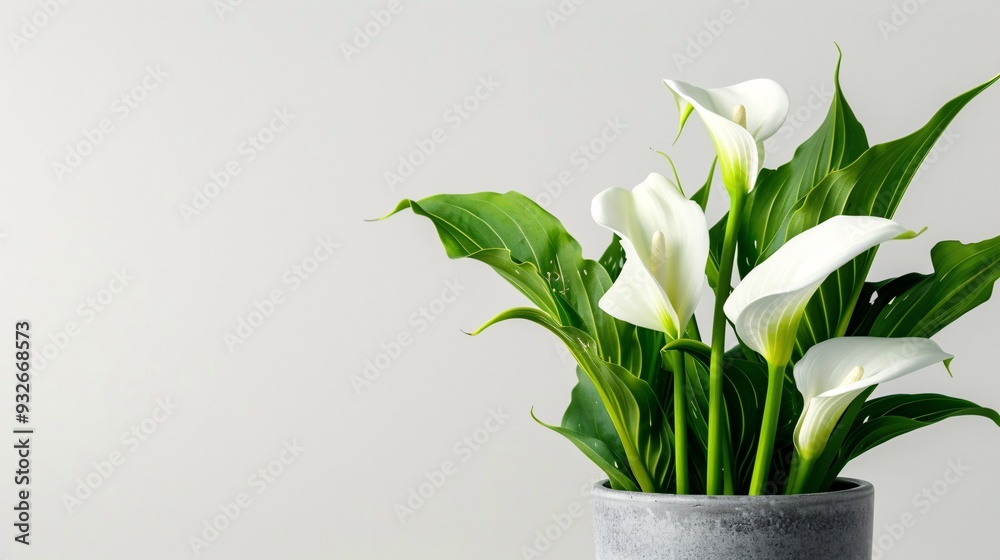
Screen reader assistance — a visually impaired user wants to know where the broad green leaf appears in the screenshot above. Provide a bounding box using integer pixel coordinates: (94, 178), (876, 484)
(719, 358), (766, 494)
(786, 74), (999, 358)
(532, 407), (639, 492)
(386, 192), (626, 366)
(475, 307), (674, 492)
(869, 235), (1000, 338)
(846, 273), (926, 336)
(831, 394), (1000, 482)
(737, 48), (870, 276)
(707, 49), (868, 288)
(673, 351), (801, 494)
(682, 353), (711, 493)
(598, 235), (626, 282)
(810, 393), (1000, 491)
(724, 358), (802, 494)
(559, 367), (632, 479)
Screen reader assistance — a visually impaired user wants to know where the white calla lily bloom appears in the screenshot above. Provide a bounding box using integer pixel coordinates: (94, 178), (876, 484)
(592, 173), (709, 338)
(663, 78), (789, 194)
(793, 337), (953, 460)
(724, 216), (918, 366)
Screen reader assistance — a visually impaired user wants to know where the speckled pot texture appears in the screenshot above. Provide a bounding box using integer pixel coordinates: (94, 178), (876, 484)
(592, 478), (875, 560)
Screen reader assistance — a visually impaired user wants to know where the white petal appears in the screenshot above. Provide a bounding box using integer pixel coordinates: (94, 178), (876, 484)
(792, 336), (952, 458)
(592, 173), (709, 336)
(724, 216), (913, 364)
(598, 238), (677, 333)
(798, 337), (953, 399)
(792, 387), (865, 460)
(664, 79), (789, 192)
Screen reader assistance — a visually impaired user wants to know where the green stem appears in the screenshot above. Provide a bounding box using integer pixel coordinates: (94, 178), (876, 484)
(722, 417), (735, 495)
(783, 451), (801, 495)
(669, 350), (688, 494)
(749, 361), (786, 495)
(786, 452), (816, 495)
(707, 192), (746, 495)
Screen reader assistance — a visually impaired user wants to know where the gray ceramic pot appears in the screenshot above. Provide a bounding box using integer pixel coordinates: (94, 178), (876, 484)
(592, 478), (874, 560)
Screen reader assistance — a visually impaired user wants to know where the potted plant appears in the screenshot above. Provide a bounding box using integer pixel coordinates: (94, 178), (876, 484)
(381, 50), (1000, 559)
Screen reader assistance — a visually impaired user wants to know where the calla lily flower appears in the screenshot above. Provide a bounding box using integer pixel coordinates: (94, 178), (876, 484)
(724, 216), (917, 366)
(664, 78), (789, 194)
(793, 336), (953, 460)
(592, 173), (709, 338)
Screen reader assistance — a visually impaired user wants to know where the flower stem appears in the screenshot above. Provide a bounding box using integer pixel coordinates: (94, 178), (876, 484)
(669, 350), (689, 494)
(749, 360), (786, 495)
(707, 192), (746, 495)
(722, 413), (735, 494)
(783, 451), (801, 495)
(786, 452), (816, 495)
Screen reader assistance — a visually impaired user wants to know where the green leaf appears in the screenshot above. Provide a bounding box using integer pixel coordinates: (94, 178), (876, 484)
(842, 393), (1000, 464)
(598, 235), (626, 282)
(532, 406), (639, 492)
(737, 47), (870, 276)
(810, 393), (1000, 491)
(386, 192), (626, 367)
(559, 367), (632, 478)
(785, 74), (999, 358)
(707, 49), (867, 290)
(389, 192), (673, 489)
(869, 235), (1000, 338)
(681, 354), (711, 494)
(846, 273), (927, 336)
(673, 352), (801, 494)
(706, 212), (727, 290)
(690, 157), (717, 212)
(474, 307), (674, 493)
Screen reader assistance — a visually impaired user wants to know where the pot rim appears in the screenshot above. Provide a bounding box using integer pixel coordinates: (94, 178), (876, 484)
(592, 477), (873, 503)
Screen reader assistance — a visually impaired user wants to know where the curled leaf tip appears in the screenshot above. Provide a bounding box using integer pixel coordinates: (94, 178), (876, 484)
(898, 226), (928, 240)
(370, 199), (416, 222)
(466, 324), (488, 336)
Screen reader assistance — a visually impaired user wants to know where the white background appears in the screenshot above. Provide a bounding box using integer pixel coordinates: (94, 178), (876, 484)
(1, 1), (999, 558)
